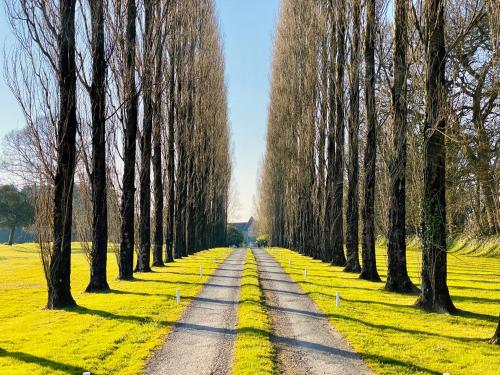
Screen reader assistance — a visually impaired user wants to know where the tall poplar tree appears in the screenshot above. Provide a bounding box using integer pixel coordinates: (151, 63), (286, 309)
(360, 0), (381, 282)
(385, 0), (418, 293)
(416, 0), (456, 313)
(86, 0), (110, 292)
(344, 0), (362, 273)
(48, 0), (78, 308)
(119, 0), (138, 280)
(137, 0), (153, 272)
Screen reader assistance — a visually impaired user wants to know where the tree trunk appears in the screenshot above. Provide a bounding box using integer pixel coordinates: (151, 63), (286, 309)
(165, 44), (175, 263)
(47, 0), (77, 309)
(324, 0), (336, 263)
(119, 0), (138, 281)
(415, 0), (455, 313)
(152, 1), (165, 267)
(7, 225), (15, 246)
(332, 0), (347, 267)
(360, 0), (381, 282)
(136, 0), (153, 273)
(385, 0), (418, 294)
(86, 0), (110, 292)
(344, 0), (361, 273)
(489, 315), (500, 345)
(174, 66), (187, 258)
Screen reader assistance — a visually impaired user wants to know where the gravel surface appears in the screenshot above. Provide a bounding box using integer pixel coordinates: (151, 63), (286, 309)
(144, 248), (245, 375)
(253, 248), (372, 375)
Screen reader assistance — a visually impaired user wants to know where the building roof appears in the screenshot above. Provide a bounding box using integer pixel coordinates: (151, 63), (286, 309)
(229, 216), (254, 233)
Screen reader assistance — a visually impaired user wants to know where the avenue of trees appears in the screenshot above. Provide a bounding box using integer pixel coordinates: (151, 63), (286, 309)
(259, 0), (498, 313)
(2, 0), (231, 309)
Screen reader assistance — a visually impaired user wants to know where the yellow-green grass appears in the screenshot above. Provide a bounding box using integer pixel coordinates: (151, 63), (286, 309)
(232, 249), (275, 375)
(0, 243), (231, 375)
(267, 246), (500, 375)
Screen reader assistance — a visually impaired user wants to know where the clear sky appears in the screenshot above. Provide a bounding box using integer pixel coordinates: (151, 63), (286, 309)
(215, 0), (280, 222)
(0, 0), (281, 221)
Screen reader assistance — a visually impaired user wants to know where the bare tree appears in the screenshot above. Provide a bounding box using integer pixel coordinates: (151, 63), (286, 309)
(385, 0), (419, 293)
(119, 0), (138, 280)
(136, 0), (154, 272)
(415, 0), (456, 313)
(344, 0), (362, 273)
(85, 0), (110, 292)
(360, 0), (381, 282)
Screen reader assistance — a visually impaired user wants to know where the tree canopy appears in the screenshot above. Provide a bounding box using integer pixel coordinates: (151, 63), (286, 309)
(0, 185), (35, 245)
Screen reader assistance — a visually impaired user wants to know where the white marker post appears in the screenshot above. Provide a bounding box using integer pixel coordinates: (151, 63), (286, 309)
(176, 289), (180, 305)
(200, 265), (203, 277)
(83, 372), (91, 375)
(336, 292), (340, 307)
(289, 259), (291, 265)
(304, 268), (307, 279)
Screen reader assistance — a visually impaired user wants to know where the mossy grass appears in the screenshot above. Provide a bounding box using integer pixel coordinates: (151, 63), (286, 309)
(267, 246), (500, 375)
(232, 249), (276, 374)
(0, 243), (231, 375)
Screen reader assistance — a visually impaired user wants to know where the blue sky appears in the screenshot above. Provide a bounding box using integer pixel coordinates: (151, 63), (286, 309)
(215, 0), (280, 221)
(0, 0), (281, 221)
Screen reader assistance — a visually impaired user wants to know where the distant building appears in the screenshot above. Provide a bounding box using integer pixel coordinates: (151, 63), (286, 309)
(229, 217), (256, 243)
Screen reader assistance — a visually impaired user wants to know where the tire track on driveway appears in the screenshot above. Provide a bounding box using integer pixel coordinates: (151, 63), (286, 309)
(144, 248), (245, 375)
(253, 248), (372, 375)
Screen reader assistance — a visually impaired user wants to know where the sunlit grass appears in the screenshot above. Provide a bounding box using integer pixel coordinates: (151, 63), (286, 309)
(0, 243), (231, 375)
(233, 249), (276, 375)
(267, 245), (500, 375)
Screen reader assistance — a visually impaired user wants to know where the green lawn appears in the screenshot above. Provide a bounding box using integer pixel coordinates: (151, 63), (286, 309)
(267, 246), (500, 375)
(0, 243), (231, 375)
(233, 248), (275, 374)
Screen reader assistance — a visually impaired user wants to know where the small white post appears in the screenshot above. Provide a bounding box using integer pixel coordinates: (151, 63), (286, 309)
(289, 259), (291, 265)
(304, 268), (307, 279)
(200, 265), (203, 277)
(83, 372), (91, 375)
(336, 292), (340, 307)
(176, 289), (180, 305)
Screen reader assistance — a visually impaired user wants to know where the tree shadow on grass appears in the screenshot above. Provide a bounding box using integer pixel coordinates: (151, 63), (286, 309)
(455, 309), (498, 323)
(361, 352), (442, 375)
(131, 278), (204, 287)
(65, 305), (173, 326)
(451, 295), (499, 304)
(101, 289), (169, 297)
(0, 347), (88, 374)
(325, 311), (486, 343)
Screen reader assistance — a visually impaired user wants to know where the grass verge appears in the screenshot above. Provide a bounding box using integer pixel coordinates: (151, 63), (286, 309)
(0, 243), (231, 375)
(232, 249), (275, 375)
(267, 246), (500, 375)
